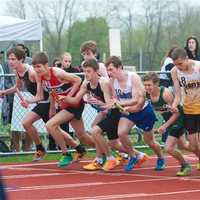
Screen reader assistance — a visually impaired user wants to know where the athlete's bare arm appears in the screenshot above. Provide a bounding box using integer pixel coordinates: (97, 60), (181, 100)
(171, 67), (181, 112)
(54, 67), (82, 97)
(0, 71), (22, 97)
(25, 69), (44, 104)
(123, 73), (145, 112)
(158, 88), (180, 133)
(63, 79), (88, 105)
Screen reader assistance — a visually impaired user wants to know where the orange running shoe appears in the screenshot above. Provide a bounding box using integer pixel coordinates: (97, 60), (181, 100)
(116, 155), (128, 165)
(83, 160), (102, 171)
(73, 151), (86, 162)
(102, 159), (119, 171)
(134, 154), (149, 168)
(32, 150), (46, 162)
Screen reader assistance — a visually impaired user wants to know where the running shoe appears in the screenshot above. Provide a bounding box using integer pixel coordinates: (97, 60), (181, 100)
(155, 158), (165, 171)
(73, 151), (86, 162)
(32, 150), (46, 162)
(83, 160), (103, 171)
(58, 153), (73, 168)
(134, 153), (149, 168)
(102, 159), (119, 171)
(124, 156), (138, 172)
(176, 163), (191, 176)
(116, 155), (129, 165)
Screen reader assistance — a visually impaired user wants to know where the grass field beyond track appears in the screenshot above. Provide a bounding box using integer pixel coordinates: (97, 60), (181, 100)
(0, 148), (154, 163)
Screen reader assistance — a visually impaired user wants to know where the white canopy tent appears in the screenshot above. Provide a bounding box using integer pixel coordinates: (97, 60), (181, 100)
(0, 16), (43, 52)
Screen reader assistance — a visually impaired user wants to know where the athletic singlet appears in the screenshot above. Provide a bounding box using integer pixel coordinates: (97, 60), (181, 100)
(176, 61), (200, 114)
(151, 87), (183, 127)
(17, 65), (49, 101)
(41, 68), (80, 107)
(151, 87), (171, 120)
(113, 72), (148, 109)
(86, 77), (105, 111)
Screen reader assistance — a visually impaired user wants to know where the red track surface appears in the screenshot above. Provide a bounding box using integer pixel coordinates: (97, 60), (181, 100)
(1, 154), (200, 200)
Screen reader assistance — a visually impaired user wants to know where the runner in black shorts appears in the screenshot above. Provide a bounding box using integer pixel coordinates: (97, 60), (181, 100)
(0, 48), (50, 161)
(143, 72), (191, 176)
(32, 52), (94, 168)
(64, 59), (146, 171)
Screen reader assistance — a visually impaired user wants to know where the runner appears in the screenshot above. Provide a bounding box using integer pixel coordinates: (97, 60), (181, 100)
(143, 72), (191, 176)
(32, 52), (94, 167)
(105, 56), (165, 172)
(0, 47), (48, 161)
(171, 47), (200, 170)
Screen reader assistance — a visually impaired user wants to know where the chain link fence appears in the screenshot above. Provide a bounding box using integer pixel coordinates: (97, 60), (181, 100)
(0, 72), (168, 153)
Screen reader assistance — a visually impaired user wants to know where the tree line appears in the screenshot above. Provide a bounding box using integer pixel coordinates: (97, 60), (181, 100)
(4, 0), (200, 70)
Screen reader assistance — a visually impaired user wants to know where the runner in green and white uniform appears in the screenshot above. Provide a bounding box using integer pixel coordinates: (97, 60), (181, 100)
(143, 72), (191, 176)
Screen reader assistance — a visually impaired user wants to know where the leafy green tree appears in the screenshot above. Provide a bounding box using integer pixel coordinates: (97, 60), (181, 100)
(65, 17), (109, 66)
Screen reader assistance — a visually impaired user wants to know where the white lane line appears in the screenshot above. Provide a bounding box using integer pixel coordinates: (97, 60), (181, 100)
(2, 169), (175, 180)
(0, 163), (193, 172)
(43, 189), (200, 200)
(0, 160), (92, 169)
(1, 153), (197, 169)
(3, 172), (75, 179)
(4, 166), (66, 173)
(8, 177), (179, 192)
(2, 163), (200, 181)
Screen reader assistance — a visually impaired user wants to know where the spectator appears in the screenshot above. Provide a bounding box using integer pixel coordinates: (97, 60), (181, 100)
(24, 46), (31, 57)
(184, 36), (200, 61)
(16, 43), (32, 65)
(61, 52), (80, 73)
(52, 57), (62, 68)
(0, 52), (4, 90)
(80, 40), (108, 78)
(160, 46), (177, 87)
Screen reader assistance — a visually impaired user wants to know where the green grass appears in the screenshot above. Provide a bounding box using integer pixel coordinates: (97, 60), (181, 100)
(0, 148), (155, 163)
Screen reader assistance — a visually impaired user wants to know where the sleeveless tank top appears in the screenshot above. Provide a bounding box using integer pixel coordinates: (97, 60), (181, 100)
(113, 72), (148, 109)
(41, 68), (80, 108)
(17, 65), (49, 101)
(151, 86), (184, 127)
(176, 61), (200, 114)
(86, 77), (105, 111)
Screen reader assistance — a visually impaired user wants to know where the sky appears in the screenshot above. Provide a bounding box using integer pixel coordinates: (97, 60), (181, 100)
(1, 0), (200, 17)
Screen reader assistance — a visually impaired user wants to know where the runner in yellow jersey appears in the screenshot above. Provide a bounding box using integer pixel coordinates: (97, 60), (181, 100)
(171, 47), (200, 170)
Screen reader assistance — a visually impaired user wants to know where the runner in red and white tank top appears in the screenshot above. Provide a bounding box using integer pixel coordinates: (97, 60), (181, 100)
(32, 52), (94, 168)
(41, 67), (82, 109)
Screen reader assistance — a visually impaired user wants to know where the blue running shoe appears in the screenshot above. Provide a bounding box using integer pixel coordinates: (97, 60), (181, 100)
(155, 158), (165, 171)
(124, 156), (138, 172)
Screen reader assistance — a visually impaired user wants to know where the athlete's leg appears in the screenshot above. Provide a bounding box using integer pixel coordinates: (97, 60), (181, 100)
(22, 111), (42, 145)
(118, 118), (136, 157)
(70, 118), (95, 147)
(143, 131), (163, 158)
(165, 135), (186, 164)
(46, 110), (76, 154)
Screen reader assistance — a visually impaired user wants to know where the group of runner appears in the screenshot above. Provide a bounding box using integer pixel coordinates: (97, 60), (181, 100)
(1, 41), (200, 176)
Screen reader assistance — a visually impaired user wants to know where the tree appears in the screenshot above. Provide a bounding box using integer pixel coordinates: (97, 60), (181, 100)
(6, 0), (27, 19)
(66, 17), (109, 66)
(30, 0), (77, 60)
